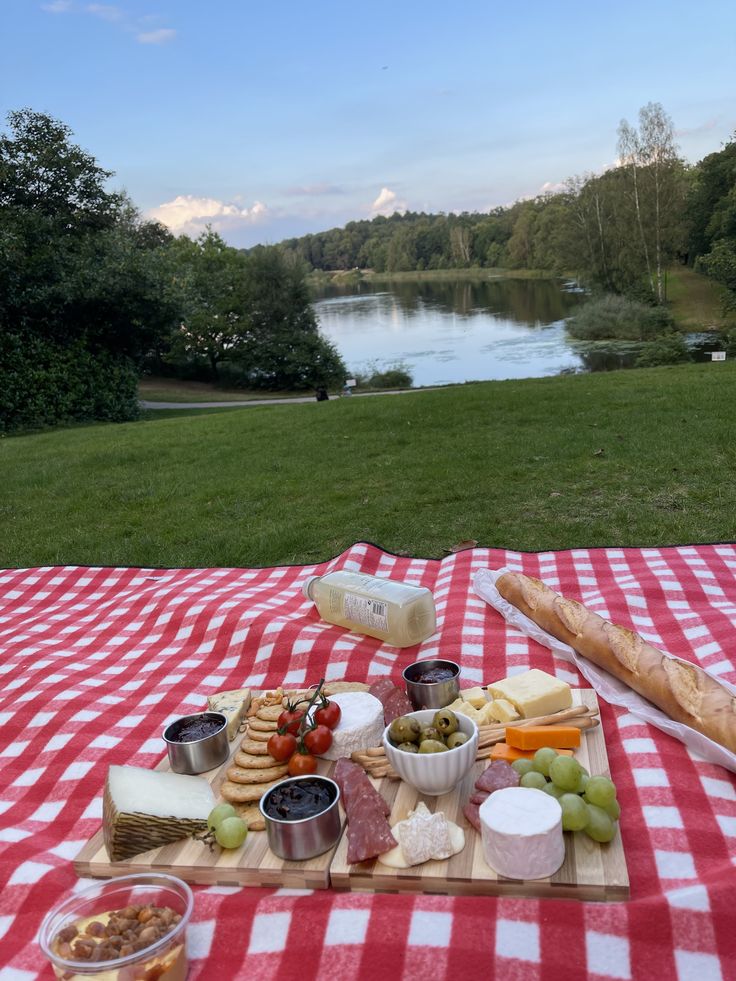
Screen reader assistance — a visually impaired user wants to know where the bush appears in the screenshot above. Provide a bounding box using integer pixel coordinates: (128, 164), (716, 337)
(0, 334), (140, 433)
(567, 294), (676, 341)
(634, 336), (692, 368)
(353, 364), (413, 389)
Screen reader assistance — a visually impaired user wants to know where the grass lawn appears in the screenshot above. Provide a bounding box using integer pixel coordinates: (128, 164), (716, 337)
(4, 363), (736, 569)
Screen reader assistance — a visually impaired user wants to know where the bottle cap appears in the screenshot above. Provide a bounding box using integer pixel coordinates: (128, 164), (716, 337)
(302, 576), (319, 600)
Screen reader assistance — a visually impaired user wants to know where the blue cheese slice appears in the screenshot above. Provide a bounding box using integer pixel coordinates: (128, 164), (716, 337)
(207, 688), (252, 741)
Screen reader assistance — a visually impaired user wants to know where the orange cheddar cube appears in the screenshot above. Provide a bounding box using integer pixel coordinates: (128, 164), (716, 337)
(504, 725), (581, 750)
(490, 742), (574, 762)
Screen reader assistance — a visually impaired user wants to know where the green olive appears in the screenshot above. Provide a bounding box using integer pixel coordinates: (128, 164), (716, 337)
(418, 739), (449, 754)
(433, 708), (459, 735)
(419, 725), (443, 743)
(397, 741), (419, 754)
(388, 716), (421, 745)
(445, 731), (469, 749)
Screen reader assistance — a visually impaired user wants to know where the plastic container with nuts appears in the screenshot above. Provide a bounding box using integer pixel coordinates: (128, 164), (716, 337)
(38, 872), (193, 980)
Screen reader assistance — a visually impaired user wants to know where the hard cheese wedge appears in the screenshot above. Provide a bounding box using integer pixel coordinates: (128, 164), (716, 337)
(486, 669), (571, 718)
(207, 688), (252, 741)
(505, 725), (581, 750)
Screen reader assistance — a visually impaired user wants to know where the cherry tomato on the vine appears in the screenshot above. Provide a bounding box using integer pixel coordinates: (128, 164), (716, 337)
(287, 751), (317, 776)
(277, 708), (305, 736)
(267, 732), (297, 762)
(303, 724), (333, 756)
(314, 700), (341, 730)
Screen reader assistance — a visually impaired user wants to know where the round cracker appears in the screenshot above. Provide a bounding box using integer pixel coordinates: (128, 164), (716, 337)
(233, 803), (266, 832)
(221, 776), (286, 803)
(227, 763), (289, 784)
(248, 717), (278, 732)
(256, 705), (284, 722)
(245, 729), (272, 743)
(234, 750), (280, 769)
(239, 738), (271, 755)
(324, 681), (370, 695)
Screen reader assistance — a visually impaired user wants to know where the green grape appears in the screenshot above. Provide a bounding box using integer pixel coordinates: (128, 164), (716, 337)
(549, 755), (583, 792)
(583, 775), (617, 809)
(601, 796), (621, 821)
(543, 782), (565, 799)
(207, 803), (237, 832)
(511, 758), (534, 777)
(575, 772), (589, 795)
(583, 804), (616, 843)
(215, 816), (249, 849)
(559, 793), (589, 832)
(531, 747), (558, 777)
(520, 771), (548, 791)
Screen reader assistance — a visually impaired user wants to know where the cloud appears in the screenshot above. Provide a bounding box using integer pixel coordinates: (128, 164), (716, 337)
(370, 187), (408, 216)
(137, 27), (176, 44)
(283, 183), (344, 197)
(41, 1), (73, 11)
(147, 195), (269, 236)
(539, 180), (566, 195)
(86, 3), (122, 20)
(675, 117), (718, 137)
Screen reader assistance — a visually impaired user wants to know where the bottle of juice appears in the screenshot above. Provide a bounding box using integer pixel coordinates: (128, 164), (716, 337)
(302, 571), (437, 647)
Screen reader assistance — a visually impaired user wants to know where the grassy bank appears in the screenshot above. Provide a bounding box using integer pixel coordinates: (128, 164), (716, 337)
(138, 378), (309, 403)
(4, 363), (736, 568)
(666, 266), (730, 330)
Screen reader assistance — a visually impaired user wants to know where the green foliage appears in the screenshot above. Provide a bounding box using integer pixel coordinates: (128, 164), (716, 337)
(567, 294), (676, 341)
(634, 336), (691, 368)
(0, 334), (139, 433)
(353, 364), (413, 389)
(697, 240), (736, 313)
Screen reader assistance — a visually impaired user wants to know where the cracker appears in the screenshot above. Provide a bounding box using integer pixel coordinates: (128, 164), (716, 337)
(248, 717), (278, 732)
(221, 777), (285, 803)
(240, 738), (271, 755)
(245, 729), (272, 743)
(256, 705), (284, 722)
(234, 750), (280, 769)
(227, 763), (289, 784)
(324, 681), (370, 695)
(234, 803), (266, 832)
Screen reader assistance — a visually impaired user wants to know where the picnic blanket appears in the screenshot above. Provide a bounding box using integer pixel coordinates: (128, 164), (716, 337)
(0, 542), (735, 981)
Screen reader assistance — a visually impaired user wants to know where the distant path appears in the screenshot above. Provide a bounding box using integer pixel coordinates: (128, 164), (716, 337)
(140, 388), (441, 409)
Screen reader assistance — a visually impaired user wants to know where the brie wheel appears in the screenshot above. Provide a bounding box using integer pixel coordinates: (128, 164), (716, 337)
(479, 787), (565, 880)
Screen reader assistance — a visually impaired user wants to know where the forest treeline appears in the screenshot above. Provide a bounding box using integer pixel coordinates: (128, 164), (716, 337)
(281, 104), (736, 312)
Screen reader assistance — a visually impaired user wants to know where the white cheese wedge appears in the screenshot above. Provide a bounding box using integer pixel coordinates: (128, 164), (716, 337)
(486, 669), (572, 718)
(103, 765), (215, 862)
(487, 698), (521, 724)
(479, 786), (565, 880)
(378, 802), (465, 868)
(460, 686), (488, 709)
(207, 687), (251, 741)
(319, 691), (384, 760)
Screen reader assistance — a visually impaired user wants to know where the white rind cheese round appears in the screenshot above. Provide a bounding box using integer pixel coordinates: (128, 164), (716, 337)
(319, 691), (384, 760)
(479, 786), (565, 880)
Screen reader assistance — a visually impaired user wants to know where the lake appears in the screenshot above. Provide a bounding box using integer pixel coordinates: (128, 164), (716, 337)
(312, 277), (586, 386)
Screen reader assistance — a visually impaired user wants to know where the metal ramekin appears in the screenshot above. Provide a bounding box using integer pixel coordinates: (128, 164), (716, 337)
(403, 658), (461, 710)
(260, 775), (342, 861)
(163, 711), (229, 774)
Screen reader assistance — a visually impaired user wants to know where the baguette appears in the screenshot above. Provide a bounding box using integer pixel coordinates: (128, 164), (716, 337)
(496, 571), (736, 755)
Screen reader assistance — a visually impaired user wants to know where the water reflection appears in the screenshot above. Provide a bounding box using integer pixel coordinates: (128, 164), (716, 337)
(313, 277), (584, 386)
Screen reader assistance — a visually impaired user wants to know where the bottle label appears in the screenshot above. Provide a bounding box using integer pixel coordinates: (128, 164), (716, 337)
(342, 594), (389, 632)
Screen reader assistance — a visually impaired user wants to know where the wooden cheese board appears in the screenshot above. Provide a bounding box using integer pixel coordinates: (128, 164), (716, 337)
(330, 690), (629, 901)
(74, 688), (629, 900)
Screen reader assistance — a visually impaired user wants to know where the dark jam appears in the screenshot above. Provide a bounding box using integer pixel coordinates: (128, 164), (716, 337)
(168, 715), (223, 743)
(265, 779), (336, 821)
(413, 666), (456, 684)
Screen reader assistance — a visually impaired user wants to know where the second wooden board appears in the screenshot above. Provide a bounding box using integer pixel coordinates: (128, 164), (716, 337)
(329, 689), (629, 901)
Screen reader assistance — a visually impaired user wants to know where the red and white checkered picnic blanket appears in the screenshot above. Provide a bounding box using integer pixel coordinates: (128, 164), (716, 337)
(0, 542), (735, 981)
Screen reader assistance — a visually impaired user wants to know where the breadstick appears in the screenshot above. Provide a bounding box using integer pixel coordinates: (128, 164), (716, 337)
(497, 571), (736, 754)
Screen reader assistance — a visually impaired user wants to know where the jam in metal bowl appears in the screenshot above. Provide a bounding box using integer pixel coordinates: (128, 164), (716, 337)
(403, 658), (461, 710)
(260, 775), (342, 860)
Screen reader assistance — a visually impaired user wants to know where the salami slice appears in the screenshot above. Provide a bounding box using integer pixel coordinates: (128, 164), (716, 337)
(463, 801), (482, 832)
(334, 758), (390, 816)
(368, 679), (396, 704)
(474, 760), (520, 794)
(383, 687), (414, 724)
(345, 795), (397, 864)
(469, 791), (490, 806)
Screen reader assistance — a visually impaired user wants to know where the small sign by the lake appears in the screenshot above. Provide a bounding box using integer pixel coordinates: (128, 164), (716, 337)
(345, 378), (357, 387)
(712, 352), (726, 362)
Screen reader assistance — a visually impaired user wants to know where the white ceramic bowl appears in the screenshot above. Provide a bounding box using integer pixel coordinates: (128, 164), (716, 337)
(382, 709), (479, 796)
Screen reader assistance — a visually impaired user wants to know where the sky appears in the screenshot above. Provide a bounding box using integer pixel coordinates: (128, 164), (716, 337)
(2, 0), (735, 247)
